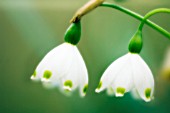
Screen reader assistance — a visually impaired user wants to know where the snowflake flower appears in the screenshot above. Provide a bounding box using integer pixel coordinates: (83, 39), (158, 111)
(95, 31), (154, 102)
(31, 21), (88, 97)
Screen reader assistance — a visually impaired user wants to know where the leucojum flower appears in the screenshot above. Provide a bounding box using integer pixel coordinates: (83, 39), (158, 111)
(31, 21), (88, 97)
(95, 31), (154, 102)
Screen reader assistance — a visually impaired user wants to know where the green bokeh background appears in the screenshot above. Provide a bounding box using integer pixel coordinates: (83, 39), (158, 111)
(0, 0), (170, 113)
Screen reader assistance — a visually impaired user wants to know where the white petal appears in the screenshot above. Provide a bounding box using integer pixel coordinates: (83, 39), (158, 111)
(73, 47), (88, 97)
(131, 53), (154, 102)
(59, 46), (88, 96)
(130, 88), (140, 100)
(112, 60), (134, 97)
(60, 57), (79, 92)
(31, 42), (88, 97)
(106, 87), (114, 96)
(95, 53), (131, 93)
(31, 43), (75, 83)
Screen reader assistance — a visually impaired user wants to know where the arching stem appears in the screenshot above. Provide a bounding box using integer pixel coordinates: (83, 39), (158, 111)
(138, 8), (170, 32)
(100, 3), (170, 39)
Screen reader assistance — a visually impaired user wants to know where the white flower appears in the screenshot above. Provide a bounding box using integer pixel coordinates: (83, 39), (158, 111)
(95, 53), (154, 102)
(31, 42), (88, 97)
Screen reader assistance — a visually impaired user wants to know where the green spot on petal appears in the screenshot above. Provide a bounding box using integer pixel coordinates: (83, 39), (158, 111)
(43, 70), (52, 79)
(116, 87), (126, 95)
(97, 81), (102, 89)
(64, 80), (73, 88)
(145, 88), (151, 99)
(83, 84), (88, 94)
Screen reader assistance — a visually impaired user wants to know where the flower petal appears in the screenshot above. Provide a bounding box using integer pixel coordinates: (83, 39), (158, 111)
(60, 60), (79, 92)
(95, 53), (131, 93)
(31, 43), (75, 83)
(106, 87), (114, 96)
(73, 47), (88, 97)
(131, 54), (154, 102)
(130, 88), (140, 100)
(112, 61), (133, 97)
(59, 46), (88, 96)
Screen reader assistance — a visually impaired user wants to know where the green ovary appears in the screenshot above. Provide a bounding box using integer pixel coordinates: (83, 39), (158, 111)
(64, 21), (81, 45)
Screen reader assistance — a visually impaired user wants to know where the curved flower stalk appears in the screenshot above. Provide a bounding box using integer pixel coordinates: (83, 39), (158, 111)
(31, 21), (88, 97)
(95, 31), (154, 102)
(70, 0), (105, 23)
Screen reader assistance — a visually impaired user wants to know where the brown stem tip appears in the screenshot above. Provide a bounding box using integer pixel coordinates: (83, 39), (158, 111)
(70, 0), (105, 23)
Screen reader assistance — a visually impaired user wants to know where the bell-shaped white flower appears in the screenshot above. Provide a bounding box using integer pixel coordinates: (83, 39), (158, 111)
(31, 42), (88, 97)
(95, 53), (154, 102)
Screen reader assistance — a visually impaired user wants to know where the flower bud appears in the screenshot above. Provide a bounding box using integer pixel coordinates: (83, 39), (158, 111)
(64, 21), (81, 45)
(128, 31), (143, 53)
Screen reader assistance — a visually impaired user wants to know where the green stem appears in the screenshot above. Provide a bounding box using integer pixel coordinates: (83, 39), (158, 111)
(138, 8), (170, 31)
(100, 2), (170, 39)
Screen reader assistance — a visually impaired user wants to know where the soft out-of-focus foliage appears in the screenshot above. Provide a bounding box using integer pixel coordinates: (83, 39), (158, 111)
(114, 0), (127, 2)
(0, 0), (170, 113)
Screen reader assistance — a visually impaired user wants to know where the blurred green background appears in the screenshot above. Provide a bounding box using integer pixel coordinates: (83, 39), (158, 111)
(0, 0), (170, 113)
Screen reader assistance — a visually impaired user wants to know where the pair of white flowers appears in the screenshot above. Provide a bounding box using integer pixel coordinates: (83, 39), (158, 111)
(31, 42), (154, 102)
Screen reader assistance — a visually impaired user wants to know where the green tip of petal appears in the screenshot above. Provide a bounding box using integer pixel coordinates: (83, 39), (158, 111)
(33, 70), (36, 77)
(30, 70), (37, 80)
(95, 81), (102, 93)
(145, 88), (151, 99)
(64, 80), (73, 91)
(97, 81), (102, 90)
(43, 70), (52, 79)
(83, 84), (88, 94)
(116, 87), (126, 97)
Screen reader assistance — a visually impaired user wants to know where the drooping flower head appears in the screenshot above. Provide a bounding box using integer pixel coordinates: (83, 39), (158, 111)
(31, 21), (88, 97)
(95, 31), (154, 102)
